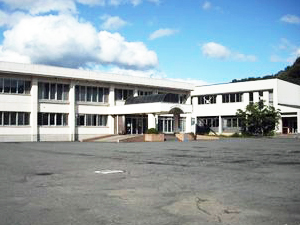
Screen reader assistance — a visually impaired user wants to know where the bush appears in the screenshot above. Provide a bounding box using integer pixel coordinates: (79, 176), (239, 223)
(146, 128), (159, 134)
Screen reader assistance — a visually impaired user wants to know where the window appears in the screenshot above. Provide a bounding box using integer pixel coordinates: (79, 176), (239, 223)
(269, 91), (273, 106)
(138, 90), (153, 96)
(0, 111), (30, 126)
(115, 89), (133, 101)
(38, 82), (69, 101)
(75, 85), (109, 103)
(76, 114), (108, 126)
(222, 93), (243, 103)
(249, 92), (253, 103)
(38, 113), (68, 126)
(197, 117), (219, 127)
(198, 95), (217, 104)
(0, 78), (30, 95)
(223, 117), (240, 128)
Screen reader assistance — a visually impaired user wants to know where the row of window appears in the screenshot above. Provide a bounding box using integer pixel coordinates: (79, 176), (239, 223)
(0, 112), (30, 126)
(115, 89), (134, 101)
(197, 117), (219, 127)
(197, 117), (241, 128)
(76, 114), (108, 126)
(222, 93), (243, 103)
(198, 95), (217, 105)
(0, 78), (31, 95)
(38, 82), (69, 101)
(38, 113), (68, 126)
(75, 85), (109, 103)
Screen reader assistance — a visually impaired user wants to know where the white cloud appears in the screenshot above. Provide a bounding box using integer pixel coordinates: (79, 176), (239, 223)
(202, 42), (257, 62)
(76, 0), (106, 6)
(202, 42), (231, 59)
(280, 14), (300, 25)
(0, 0), (77, 15)
(100, 15), (128, 30)
(149, 28), (179, 40)
(1, 14), (158, 69)
(0, 10), (29, 28)
(202, 1), (211, 10)
(0, 46), (31, 64)
(97, 31), (158, 69)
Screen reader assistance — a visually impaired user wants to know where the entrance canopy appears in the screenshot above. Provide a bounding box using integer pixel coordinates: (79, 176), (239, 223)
(125, 93), (180, 105)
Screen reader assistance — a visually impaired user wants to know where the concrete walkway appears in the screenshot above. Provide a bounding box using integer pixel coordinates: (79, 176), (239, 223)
(93, 134), (142, 142)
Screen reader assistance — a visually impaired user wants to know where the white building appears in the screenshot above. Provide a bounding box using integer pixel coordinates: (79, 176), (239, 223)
(0, 61), (299, 142)
(191, 79), (300, 135)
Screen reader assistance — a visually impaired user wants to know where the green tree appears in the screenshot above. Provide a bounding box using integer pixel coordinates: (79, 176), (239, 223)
(236, 102), (281, 136)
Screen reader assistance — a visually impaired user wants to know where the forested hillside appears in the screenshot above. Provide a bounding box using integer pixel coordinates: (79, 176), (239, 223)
(232, 57), (300, 85)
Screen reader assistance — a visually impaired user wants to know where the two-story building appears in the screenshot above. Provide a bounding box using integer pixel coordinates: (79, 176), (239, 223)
(0, 61), (299, 142)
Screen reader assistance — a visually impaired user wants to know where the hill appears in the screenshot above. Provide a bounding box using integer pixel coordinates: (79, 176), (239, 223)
(232, 57), (300, 85)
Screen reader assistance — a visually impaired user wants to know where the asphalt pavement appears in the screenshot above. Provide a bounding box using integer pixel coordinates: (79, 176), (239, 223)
(0, 138), (300, 225)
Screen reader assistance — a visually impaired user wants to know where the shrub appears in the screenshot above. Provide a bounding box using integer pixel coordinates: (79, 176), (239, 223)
(146, 128), (159, 134)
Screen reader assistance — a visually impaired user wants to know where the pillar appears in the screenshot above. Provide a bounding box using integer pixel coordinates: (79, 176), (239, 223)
(218, 115), (222, 134)
(277, 117), (283, 134)
(31, 78), (38, 142)
(108, 115), (115, 134)
(253, 92), (259, 103)
(148, 114), (156, 129)
(69, 81), (76, 141)
(263, 91), (269, 105)
(185, 114), (192, 133)
(297, 111), (300, 134)
(173, 113), (180, 133)
(134, 88), (138, 97)
(109, 85), (115, 106)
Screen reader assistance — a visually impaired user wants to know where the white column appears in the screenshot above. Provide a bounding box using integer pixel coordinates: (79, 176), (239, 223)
(192, 96), (198, 106)
(218, 115), (222, 134)
(186, 95), (192, 105)
(109, 85), (115, 106)
(134, 88), (138, 97)
(297, 111), (300, 134)
(277, 117), (283, 134)
(148, 114), (156, 129)
(108, 115), (114, 134)
(243, 92), (250, 106)
(263, 91), (269, 105)
(31, 78), (38, 142)
(69, 81), (76, 141)
(253, 92), (259, 103)
(185, 114), (192, 133)
(216, 94), (222, 105)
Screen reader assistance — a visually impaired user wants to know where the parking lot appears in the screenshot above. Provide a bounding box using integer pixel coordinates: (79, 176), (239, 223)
(0, 138), (300, 225)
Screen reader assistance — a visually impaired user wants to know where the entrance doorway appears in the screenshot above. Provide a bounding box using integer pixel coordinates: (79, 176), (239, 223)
(282, 117), (297, 134)
(125, 115), (147, 134)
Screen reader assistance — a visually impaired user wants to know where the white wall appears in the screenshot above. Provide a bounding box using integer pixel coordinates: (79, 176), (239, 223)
(277, 79), (300, 107)
(0, 127), (32, 142)
(0, 95), (31, 111)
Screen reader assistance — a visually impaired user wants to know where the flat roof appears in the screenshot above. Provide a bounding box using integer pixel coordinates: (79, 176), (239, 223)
(0, 61), (194, 91)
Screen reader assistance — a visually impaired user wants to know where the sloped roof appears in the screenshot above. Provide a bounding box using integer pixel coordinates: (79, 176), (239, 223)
(125, 93), (179, 105)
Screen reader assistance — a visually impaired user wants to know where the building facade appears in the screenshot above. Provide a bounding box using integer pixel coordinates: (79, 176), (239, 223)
(0, 61), (299, 142)
(191, 79), (300, 135)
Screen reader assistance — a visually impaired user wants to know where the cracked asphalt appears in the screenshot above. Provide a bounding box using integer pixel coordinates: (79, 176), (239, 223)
(0, 138), (300, 225)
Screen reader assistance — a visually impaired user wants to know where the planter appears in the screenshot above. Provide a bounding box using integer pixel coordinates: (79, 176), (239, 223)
(144, 134), (165, 142)
(175, 133), (195, 142)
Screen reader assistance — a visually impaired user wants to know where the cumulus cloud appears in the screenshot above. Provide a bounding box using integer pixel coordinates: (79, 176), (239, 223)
(76, 0), (106, 6)
(97, 31), (158, 69)
(280, 14), (300, 25)
(149, 28), (179, 40)
(0, 14), (158, 69)
(202, 1), (211, 10)
(202, 42), (257, 62)
(100, 15), (128, 30)
(0, 0), (77, 15)
(108, 0), (157, 6)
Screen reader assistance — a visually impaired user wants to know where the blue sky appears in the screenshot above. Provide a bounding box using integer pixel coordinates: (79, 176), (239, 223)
(0, 0), (299, 84)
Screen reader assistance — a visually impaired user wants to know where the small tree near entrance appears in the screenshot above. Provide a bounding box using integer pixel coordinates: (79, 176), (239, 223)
(236, 101), (281, 136)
